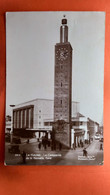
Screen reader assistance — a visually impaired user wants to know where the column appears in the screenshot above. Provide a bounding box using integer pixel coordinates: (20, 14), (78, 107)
(22, 110), (25, 128)
(26, 109), (29, 128)
(21, 110), (23, 128)
(19, 110), (21, 128)
(30, 107), (33, 128)
(17, 111), (19, 128)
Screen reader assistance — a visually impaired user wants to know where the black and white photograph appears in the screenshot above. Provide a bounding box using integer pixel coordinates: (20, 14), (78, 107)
(5, 11), (105, 165)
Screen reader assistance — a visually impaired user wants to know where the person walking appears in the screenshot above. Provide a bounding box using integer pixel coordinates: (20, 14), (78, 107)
(38, 142), (41, 150)
(59, 143), (62, 151)
(100, 143), (103, 150)
(21, 151), (26, 164)
(83, 148), (88, 157)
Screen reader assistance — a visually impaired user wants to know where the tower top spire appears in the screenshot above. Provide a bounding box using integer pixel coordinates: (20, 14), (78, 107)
(62, 15), (67, 25)
(60, 15), (68, 43)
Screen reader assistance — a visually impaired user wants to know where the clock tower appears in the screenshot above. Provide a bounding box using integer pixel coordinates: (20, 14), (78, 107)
(53, 17), (72, 148)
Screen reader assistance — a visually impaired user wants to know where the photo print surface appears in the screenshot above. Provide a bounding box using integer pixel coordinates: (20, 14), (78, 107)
(5, 12), (105, 165)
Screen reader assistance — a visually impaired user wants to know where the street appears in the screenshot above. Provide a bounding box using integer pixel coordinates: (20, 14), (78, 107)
(5, 139), (103, 165)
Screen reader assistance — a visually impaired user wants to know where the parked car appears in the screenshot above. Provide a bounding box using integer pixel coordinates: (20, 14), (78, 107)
(12, 137), (21, 144)
(8, 144), (20, 154)
(95, 134), (100, 140)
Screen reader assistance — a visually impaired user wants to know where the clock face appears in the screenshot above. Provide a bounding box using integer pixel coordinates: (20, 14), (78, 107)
(56, 48), (69, 61)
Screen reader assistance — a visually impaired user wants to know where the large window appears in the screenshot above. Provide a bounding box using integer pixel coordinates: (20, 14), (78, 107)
(17, 111), (19, 128)
(24, 110), (27, 128)
(20, 110), (23, 128)
(13, 111), (16, 128)
(28, 109), (31, 128)
(13, 105), (34, 129)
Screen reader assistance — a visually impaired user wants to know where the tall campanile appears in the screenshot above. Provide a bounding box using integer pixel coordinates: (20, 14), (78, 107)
(54, 17), (72, 148)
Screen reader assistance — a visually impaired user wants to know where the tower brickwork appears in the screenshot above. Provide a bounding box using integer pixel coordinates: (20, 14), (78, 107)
(54, 17), (72, 148)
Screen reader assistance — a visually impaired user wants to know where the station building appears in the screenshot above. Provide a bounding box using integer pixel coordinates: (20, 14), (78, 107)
(10, 98), (98, 148)
(11, 99), (80, 141)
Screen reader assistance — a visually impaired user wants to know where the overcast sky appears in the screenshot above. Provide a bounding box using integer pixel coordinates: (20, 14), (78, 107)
(6, 11), (105, 124)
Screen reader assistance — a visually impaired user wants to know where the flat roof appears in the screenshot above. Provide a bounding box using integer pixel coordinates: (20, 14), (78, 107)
(14, 98), (80, 107)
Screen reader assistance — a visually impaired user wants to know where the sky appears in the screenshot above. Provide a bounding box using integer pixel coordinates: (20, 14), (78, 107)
(6, 11), (105, 124)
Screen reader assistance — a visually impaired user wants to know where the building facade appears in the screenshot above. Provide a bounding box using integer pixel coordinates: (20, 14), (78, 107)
(5, 115), (11, 134)
(87, 118), (99, 138)
(71, 113), (89, 148)
(12, 99), (53, 138)
(11, 99), (79, 140)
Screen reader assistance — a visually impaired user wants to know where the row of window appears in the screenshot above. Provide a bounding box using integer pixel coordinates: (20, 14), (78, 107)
(13, 107), (33, 129)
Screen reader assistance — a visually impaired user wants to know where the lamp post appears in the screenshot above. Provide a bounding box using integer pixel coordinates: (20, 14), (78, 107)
(10, 105), (15, 143)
